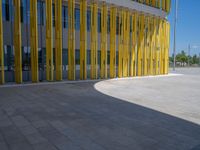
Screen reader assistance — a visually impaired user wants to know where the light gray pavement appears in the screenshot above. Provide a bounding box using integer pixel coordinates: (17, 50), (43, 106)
(95, 68), (200, 125)
(0, 68), (200, 150)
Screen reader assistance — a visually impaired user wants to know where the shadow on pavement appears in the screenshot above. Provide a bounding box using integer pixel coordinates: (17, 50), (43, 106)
(0, 81), (200, 150)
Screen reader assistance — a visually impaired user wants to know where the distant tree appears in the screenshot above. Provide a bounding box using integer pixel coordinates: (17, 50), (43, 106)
(192, 54), (199, 64)
(169, 56), (173, 63)
(188, 55), (192, 65)
(176, 51), (188, 66)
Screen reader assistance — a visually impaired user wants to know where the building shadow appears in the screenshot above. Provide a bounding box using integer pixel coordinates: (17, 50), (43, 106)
(0, 81), (200, 150)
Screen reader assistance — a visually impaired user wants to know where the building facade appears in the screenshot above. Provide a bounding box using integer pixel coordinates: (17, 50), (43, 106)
(0, 0), (171, 84)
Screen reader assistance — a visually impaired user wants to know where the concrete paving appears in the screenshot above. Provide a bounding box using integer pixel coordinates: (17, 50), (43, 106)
(0, 68), (200, 150)
(95, 68), (200, 125)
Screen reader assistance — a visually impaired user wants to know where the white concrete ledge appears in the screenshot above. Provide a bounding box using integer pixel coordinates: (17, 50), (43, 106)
(81, 0), (167, 18)
(100, 0), (167, 18)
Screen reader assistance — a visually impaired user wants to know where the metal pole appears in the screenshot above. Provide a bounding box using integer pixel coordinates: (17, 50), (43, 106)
(188, 44), (190, 67)
(173, 0), (178, 71)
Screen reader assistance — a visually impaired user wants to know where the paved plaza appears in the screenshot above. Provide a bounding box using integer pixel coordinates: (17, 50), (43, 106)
(0, 68), (200, 150)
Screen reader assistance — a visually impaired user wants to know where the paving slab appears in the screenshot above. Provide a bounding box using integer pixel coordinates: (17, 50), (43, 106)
(0, 68), (200, 150)
(95, 68), (200, 125)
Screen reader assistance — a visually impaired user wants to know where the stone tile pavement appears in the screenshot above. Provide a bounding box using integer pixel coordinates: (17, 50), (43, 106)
(0, 68), (200, 150)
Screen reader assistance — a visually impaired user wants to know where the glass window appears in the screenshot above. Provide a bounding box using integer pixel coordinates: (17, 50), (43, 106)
(87, 50), (90, 65)
(9, 0), (14, 22)
(62, 49), (68, 65)
(6, 0), (10, 21)
(4, 46), (7, 68)
(75, 49), (80, 65)
(20, 0), (30, 24)
(27, 0), (30, 24)
(107, 15), (110, 33)
(75, 8), (80, 30)
(116, 16), (119, 35)
(87, 10), (91, 31)
(2, 0), (6, 21)
(43, 2), (46, 25)
(98, 50), (101, 65)
(116, 51), (119, 65)
(21, 0), (24, 23)
(38, 48), (42, 67)
(38, 48), (45, 71)
(2, 0), (10, 21)
(22, 46), (30, 71)
(4, 45), (14, 71)
(62, 6), (68, 28)
(37, 2), (41, 25)
(37, 1), (45, 25)
(130, 16), (132, 33)
(98, 12), (101, 33)
(107, 51), (110, 65)
(52, 4), (55, 27)
(53, 48), (55, 65)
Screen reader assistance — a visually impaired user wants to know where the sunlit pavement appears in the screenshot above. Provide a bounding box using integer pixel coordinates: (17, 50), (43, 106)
(0, 68), (200, 150)
(95, 67), (200, 125)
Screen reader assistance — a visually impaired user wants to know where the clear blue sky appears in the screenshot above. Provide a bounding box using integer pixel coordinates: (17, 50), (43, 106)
(168, 0), (200, 56)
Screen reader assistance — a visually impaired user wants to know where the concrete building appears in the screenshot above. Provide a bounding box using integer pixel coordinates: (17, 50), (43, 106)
(0, 0), (171, 84)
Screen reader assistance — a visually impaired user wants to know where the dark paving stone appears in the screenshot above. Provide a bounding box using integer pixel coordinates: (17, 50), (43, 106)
(23, 114), (41, 122)
(25, 133), (47, 145)
(191, 144), (200, 150)
(37, 125), (59, 136)
(50, 120), (105, 150)
(0, 118), (13, 127)
(49, 135), (82, 150)
(9, 141), (33, 150)
(0, 79), (200, 150)
(0, 142), (9, 150)
(0, 132), (5, 142)
(3, 107), (16, 116)
(11, 116), (31, 127)
(32, 142), (57, 150)
(0, 114), (9, 121)
(1, 126), (27, 145)
(31, 120), (49, 128)
(18, 125), (38, 135)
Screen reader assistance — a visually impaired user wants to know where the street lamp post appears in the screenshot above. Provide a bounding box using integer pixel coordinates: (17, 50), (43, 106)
(173, 0), (178, 71)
